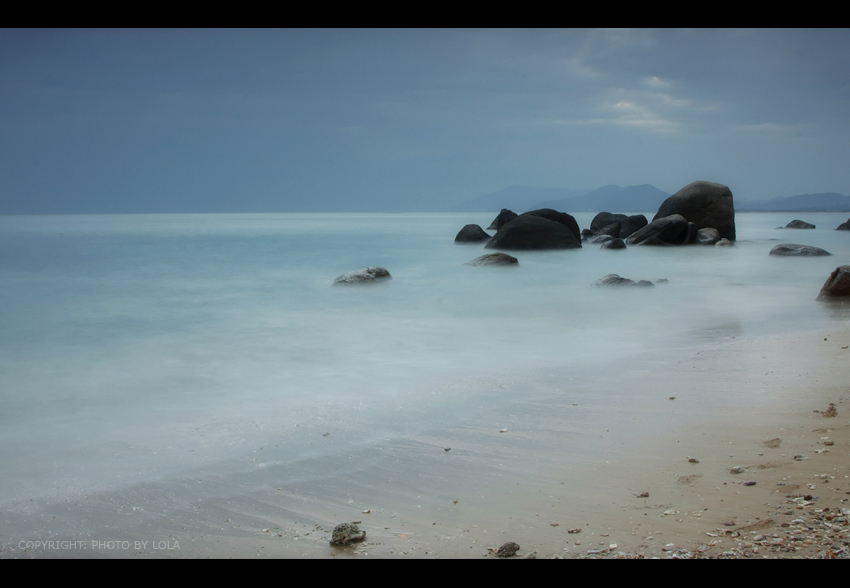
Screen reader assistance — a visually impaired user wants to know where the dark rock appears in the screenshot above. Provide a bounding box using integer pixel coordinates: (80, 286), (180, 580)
(590, 233), (614, 245)
(487, 208), (518, 231)
(496, 542), (520, 558)
(520, 209), (581, 243)
(817, 265), (850, 299)
(332, 267), (392, 285)
(716, 238), (734, 247)
(619, 214), (648, 239)
(580, 229), (594, 242)
(593, 274), (654, 287)
(626, 214), (689, 246)
(768, 244), (832, 257)
(696, 227), (721, 245)
(836, 217), (850, 231)
(330, 522), (366, 546)
(654, 181), (736, 241)
(454, 224), (491, 243)
(785, 220), (816, 229)
(590, 212), (627, 233)
(600, 238), (626, 249)
(464, 253), (519, 267)
(485, 215), (582, 251)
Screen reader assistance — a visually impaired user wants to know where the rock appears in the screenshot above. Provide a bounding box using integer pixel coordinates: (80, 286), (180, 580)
(600, 238), (626, 250)
(485, 214), (582, 251)
(590, 234), (614, 245)
(715, 238), (734, 247)
(332, 267), (392, 285)
(464, 253), (519, 267)
(625, 214), (689, 245)
(654, 181), (736, 241)
(454, 224), (491, 243)
(496, 541), (520, 558)
(590, 212), (628, 233)
(785, 219), (816, 229)
(593, 274), (654, 287)
(330, 522), (366, 546)
(768, 244), (832, 257)
(836, 217), (850, 231)
(521, 209), (581, 243)
(488, 208), (518, 231)
(817, 265), (850, 299)
(619, 214), (649, 239)
(696, 227), (721, 245)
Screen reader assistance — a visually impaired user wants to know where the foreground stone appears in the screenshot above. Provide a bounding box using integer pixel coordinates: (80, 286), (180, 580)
(332, 267), (392, 285)
(654, 181), (736, 241)
(768, 244), (832, 257)
(817, 265), (850, 299)
(785, 220), (816, 229)
(454, 224), (491, 243)
(330, 522), (366, 546)
(464, 253), (519, 267)
(495, 542), (520, 558)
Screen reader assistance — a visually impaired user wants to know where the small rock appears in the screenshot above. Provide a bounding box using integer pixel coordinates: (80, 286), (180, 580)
(637, 492), (649, 498)
(689, 457), (700, 463)
(496, 541), (520, 558)
(731, 466), (745, 474)
(330, 522), (366, 546)
(743, 481), (757, 486)
(499, 428), (508, 433)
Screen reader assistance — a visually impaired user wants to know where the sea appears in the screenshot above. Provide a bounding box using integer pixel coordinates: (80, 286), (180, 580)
(1, 211), (849, 556)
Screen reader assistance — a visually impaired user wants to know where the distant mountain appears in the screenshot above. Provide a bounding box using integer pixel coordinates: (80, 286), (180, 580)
(536, 184), (669, 213)
(448, 185), (591, 212)
(737, 193), (850, 212)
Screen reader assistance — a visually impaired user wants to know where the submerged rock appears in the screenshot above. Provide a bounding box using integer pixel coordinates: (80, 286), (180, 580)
(593, 274), (654, 287)
(600, 238), (626, 249)
(332, 267), (392, 285)
(768, 244), (832, 257)
(836, 217), (850, 231)
(330, 522), (366, 546)
(784, 219), (816, 229)
(626, 214), (689, 245)
(454, 224), (491, 243)
(464, 253), (519, 267)
(817, 265), (850, 299)
(696, 227), (721, 245)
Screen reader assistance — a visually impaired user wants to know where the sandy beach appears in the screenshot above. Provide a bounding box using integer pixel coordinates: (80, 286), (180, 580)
(7, 319), (847, 559)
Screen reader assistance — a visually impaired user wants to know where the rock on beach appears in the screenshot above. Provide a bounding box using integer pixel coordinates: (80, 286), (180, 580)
(817, 265), (850, 299)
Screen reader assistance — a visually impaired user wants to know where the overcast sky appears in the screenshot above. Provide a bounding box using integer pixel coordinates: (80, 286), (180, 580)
(2, 29), (849, 213)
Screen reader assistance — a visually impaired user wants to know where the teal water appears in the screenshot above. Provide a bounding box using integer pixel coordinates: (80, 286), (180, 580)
(0, 211), (848, 521)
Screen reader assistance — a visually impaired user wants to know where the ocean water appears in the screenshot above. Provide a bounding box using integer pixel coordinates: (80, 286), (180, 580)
(1, 211), (849, 550)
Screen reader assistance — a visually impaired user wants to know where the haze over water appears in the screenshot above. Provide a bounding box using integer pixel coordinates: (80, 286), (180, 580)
(1, 211), (849, 551)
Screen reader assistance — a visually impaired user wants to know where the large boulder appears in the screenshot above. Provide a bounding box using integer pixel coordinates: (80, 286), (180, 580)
(488, 208), (518, 231)
(455, 224), (491, 243)
(332, 267), (392, 285)
(654, 181), (736, 241)
(626, 214), (689, 245)
(836, 217), (850, 231)
(520, 209), (581, 243)
(768, 244), (832, 257)
(589, 212), (647, 239)
(817, 265), (850, 299)
(464, 253), (519, 267)
(485, 214), (582, 251)
(785, 219), (816, 229)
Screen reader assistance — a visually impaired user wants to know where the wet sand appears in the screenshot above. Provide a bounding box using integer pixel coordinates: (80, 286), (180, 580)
(3, 325), (849, 559)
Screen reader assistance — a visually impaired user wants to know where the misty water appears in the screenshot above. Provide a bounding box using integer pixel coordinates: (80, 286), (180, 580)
(1, 211), (849, 549)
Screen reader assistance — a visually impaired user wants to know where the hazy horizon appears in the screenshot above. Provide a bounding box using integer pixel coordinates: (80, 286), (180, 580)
(3, 29), (850, 214)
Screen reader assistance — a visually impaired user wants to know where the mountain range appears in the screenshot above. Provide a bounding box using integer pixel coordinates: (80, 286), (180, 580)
(449, 185), (850, 214)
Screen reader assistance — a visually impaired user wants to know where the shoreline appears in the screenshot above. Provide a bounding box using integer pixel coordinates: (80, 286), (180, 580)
(3, 324), (849, 559)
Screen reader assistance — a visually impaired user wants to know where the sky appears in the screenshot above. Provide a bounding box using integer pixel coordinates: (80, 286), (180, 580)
(2, 28), (850, 214)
